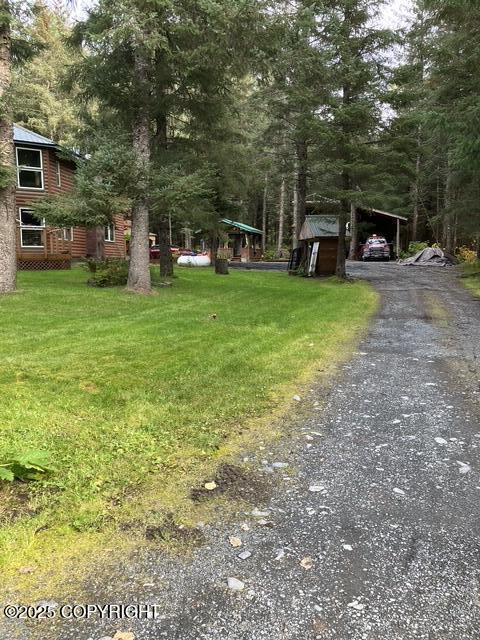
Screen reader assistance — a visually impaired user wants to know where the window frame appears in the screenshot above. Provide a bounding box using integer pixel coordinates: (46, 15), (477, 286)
(16, 146), (44, 191)
(104, 222), (115, 243)
(55, 160), (62, 188)
(18, 207), (45, 248)
(60, 227), (73, 242)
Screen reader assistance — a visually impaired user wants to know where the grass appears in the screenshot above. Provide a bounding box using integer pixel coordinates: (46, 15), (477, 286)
(462, 260), (480, 296)
(0, 266), (377, 584)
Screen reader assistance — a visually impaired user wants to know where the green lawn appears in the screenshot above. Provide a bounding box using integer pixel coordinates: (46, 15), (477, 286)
(0, 267), (376, 576)
(463, 261), (480, 296)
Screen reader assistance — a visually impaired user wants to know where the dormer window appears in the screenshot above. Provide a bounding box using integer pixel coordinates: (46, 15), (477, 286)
(16, 147), (44, 190)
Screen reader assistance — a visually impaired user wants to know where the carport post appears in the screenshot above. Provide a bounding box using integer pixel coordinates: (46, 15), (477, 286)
(396, 218), (400, 258)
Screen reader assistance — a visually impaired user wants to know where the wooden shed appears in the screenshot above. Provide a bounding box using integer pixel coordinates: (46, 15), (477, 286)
(299, 215), (349, 276)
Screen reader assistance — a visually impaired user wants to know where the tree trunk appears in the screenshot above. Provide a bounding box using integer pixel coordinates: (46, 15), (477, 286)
(411, 149), (421, 241)
(210, 230), (219, 268)
(158, 216), (173, 279)
(126, 47), (152, 294)
(215, 258), (229, 275)
(336, 172), (350, 279)
(277, 175), (286, 256)
(261, 173), (268, 254)
(0, 2), (16, 294)
(444, 162), (454, 254)
(86, 227), (105, 260)
(348, 203), (358, 260)
(296, 139), (307, 244)
(292, 172), (299, 250)
(476, 233), (480, 261)
(293, 139), (308, 268)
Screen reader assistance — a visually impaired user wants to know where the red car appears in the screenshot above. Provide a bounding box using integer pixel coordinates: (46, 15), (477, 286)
(361, 235), (391, 261)
(149, 245), (195, 260)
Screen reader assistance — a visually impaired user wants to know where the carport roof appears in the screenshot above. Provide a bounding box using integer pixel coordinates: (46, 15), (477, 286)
(364, 207), (408, 222)
(305, 196), (409, 223)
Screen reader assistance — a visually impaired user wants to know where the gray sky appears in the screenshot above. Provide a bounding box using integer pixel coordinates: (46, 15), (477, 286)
(70, 0), (413, 26)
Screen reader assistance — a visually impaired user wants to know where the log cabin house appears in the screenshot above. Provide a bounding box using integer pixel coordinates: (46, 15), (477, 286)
(14, 125), (126, 269)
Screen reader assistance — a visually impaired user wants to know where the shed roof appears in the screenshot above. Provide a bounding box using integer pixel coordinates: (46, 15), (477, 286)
(14, 124), (57, 148)
(221, 218), (263, 235)
(300, 215), (349, 240)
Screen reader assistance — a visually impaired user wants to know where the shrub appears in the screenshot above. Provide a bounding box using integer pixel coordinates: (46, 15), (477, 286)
(0, 450), (55, 482)
(86, 258), (129, 287)
(400, 241), (429, 259)
(456, 246), (477, 264)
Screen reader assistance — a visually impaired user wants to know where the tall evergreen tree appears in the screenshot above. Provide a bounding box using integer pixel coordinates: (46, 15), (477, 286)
(0, 0), (16, 294)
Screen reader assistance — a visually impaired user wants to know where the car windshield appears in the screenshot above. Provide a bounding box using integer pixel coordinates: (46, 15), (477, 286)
(368, 239), (385, 245)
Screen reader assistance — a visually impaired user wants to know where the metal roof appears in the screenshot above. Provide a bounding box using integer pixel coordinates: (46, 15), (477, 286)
(13, 124), (57, 148)
(300, 215), (350, 240)
(221, 218), (263, 235)
(306, 195), (408, 222)
(366, 207), (408, 222)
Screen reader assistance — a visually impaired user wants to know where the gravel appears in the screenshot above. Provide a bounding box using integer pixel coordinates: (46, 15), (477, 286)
(2, 262), (480, 640)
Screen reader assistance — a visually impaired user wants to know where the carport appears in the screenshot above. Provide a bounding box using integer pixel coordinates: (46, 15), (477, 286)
(354, 207), (408, 258)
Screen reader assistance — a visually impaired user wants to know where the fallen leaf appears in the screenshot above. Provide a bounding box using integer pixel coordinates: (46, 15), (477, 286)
(300, 557), (314, 570)
(18, 566), (36, 574)
(229, 536), (242, 548)
(113, 633), (135, 640)
(204, 481), (217, 491)
(312, 619), (328, 634)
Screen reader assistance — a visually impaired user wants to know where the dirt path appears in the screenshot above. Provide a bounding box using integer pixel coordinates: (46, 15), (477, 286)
(3, 263), (480, 640)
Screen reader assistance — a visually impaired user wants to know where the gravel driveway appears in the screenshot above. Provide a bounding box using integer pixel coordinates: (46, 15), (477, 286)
(3, 262), (480, 640)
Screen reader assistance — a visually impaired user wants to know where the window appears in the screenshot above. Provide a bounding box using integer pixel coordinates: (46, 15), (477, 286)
(16, 148), (44, 190)
(56, 227), (73, 242)
(104, 223), (115, 242)
(19, 208), (45, 248)
(55, 160), (61, 187)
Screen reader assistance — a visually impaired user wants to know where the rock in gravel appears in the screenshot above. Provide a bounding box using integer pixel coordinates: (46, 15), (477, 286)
(257, 519), (275, 527)
(309, 485), (325, 493)
(238, 550), (252, 560)
(227, 577), (245, 591)
(275, 549), (286, 561)
(457, 460), (471, 474)
(300, 557), (314, 570)
(393, 488), (405, 496)
(113, 633), (135, 640)
(293, 395), (302, 402)
(251, 508), (270, 517)
(272, 462), (289, 469)
(229, 536), (243, 548)
(343, 544), (353, 551)
(434, 437), (448, 445)
(347, 600), (365, 611)
(204, 481), (217, 491)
